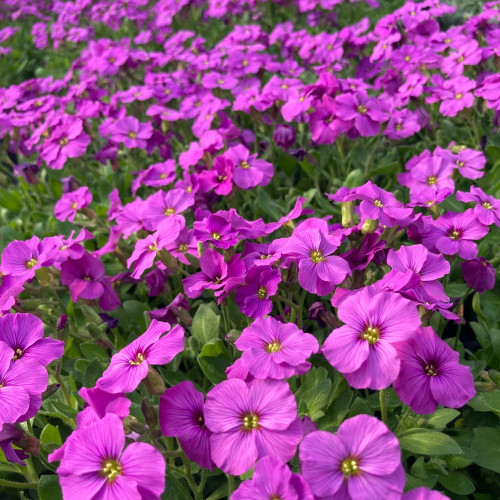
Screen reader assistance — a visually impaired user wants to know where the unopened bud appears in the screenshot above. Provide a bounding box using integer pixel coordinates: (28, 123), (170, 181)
(57, 314), (68, 332)
(157, 249), (179, 270)
(42, 384), (60, 400)
(143, 366), (166, 396)
(176, 307), (193, 328)
(225, 329), (242, 343)
(123, 416), (146, 435)
(361, 218), (379, 234)
(142, 398), (159, 428)
(341, 201), (355, 228)
(15, 433), (40, 457)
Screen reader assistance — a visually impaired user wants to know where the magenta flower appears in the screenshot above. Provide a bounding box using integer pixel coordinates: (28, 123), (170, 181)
(198, 156), (235, 196)
(287, 228), (350, 295)
(461, 257), (496, 294)
(422, 209), (489, 260)
(452, 148), (485, 179)
(300, 415), (405, 500)
(403, 487), (450, 500)
(131, 160), (176, 196)
(309, 95), (350, 144)
(0, 313), (64, 367)
(111, 116), (153, 149)
(457, 186), (500, 227)
(235, 266), (281, 318)
(57, 414), (165, 499)
(54, 186), (92, 222)
(393, 326), (475, 414)
(233, 455), (313, 500)
(159, 381), (213, 470)
(60, 252), (106, 302)
(409, 156), (455, 199)
(96, 320), (184, 394)
(1, 236), (50, 280)
(0, 341), (48, 431)
(322, 286), (421, 389)
(438, 77), (476, 117)
(335, 91), (389, 137)
(224, 144), (274, 189)
(204, 378), (303, 475)
(234, 316), (319, 379)
(0, 424), (28, 465)
(143, 188), (194, 231)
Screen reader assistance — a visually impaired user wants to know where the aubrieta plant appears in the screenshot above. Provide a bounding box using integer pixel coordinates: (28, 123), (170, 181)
(0, 0), (500, 498)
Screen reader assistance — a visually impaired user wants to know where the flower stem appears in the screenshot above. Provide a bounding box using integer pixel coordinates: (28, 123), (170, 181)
(379, 389), (388, 424)
(227, 474), (235, 498)
(297, 288), (307, 330)
(0, 478), (38, 489)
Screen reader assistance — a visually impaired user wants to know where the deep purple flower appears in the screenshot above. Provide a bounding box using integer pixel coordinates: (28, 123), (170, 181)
(159, 381), (213, 470)
(224, 144), (274, 189)
(198, 156), (235, 196)
(57, 414), (165, 499)
(0, 313), (64, 367)
(234, 316), (319, 379)
(322, 286), (421, 389)
(235, 266), (281, 318)
(461, 257), (496, 294)
(204, 378), (303, 475)
(457, 186), (500, 227)
(54, 186), (92, 222)
(96, 320), (184, 394)
(60, 252), (106, 302)
(193, 213), (239, 249)
(393, 326), (475, 414)
(273, 124), (296, 150)
(0, 424), (28, 465)
(233, 455), (313, 500)
(300, 415), (405, 500)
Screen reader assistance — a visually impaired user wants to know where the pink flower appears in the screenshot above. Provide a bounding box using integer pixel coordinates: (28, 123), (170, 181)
(224, 144), (274, 189)
(111, 116), (153, 149)
(54, 186), (92, 222)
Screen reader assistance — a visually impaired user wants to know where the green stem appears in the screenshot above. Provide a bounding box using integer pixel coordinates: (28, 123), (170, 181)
(379, 389), (388, 424)
(227, 474), (235, 498)
(276, 300), (288, 323)
(297, 289), (307, 330)
(394, 406), (413, 436)
(0, 478), (38, 489)
(48, 368), (72, 408)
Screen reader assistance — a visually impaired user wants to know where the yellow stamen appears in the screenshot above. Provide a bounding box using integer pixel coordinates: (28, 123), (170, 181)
(266, 341), (281, 353)
(25, 258), (38, 269)
(241, 413), (259, 430)
(129, 352), (146, 365)
(310, 250), (324, 264)
(361, 326), (380, 344)
(341, 458), (360, 478)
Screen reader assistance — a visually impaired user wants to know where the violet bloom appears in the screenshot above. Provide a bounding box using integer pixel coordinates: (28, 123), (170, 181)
(0, 313), (64, 367)
(393, 326), (475, 414)
(54, 186), (92, 222)
(452, 148), (485, 179)
(235, 266), (281, 318)
(438, 77), (476, 117)
(273, 124), (296, 151)
(322, 286), (421, 389)
(159, 381), (213, 470)
(198, 156), (235, 196)
(335, 91), (389, 137)
(127, 218), (182, 278)
(300, 415), (405, 500)
(111, 116), (153, 149)
(1, 236), (50, 280)
(57, 414), (165, 499)
(143, 188), (194, 231)
(0, 424), (28, 465)
(0, 341), (48, 431)
(233, 455), (313, 500)
(403, 487), (450, 500)
(409, 156), (454, 199)
(422, 209), (489, 260)
(224, 144), (274, 189)
(457, 186), (500, 227)
(286, 228), (350, 295)
(204, 378), (303, 475)
(234, 316), (319, 379)
(461, 258), (496, 294)
(96, 320), (184, 394)
(60, 252), (106, 302)
(309, 95), (350, 144)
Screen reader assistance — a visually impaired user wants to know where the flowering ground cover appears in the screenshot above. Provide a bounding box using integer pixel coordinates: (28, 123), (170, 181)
(1, 0), (500, 498)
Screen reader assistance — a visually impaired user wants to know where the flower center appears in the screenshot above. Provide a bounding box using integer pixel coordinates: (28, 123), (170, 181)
(241, 413), (259, 430)
(257, 286), (268, 300)
(164, 207), (175, 215)
(83, 276), (93, 281)
(159, 173), (167, 179)
(427, 176), (437, 185)
(266, 340), (281, 353)
(455, 93), (463, 100)
(129, 352), (146, 365)
(404, 55), (411, 62)
(357, 105), (367, 114)
(310, 249), (324, 264)
(395, 124), (403, 131)
(424, 364), (438, 376)
(59, 137), (69, 146)
(456, 160), (464, 167)
(12, 348), (23, 360)
(211, 232), (221, 240)
(361, 326), (380, 344)
(374, 199), (384, 208)
(25, 258), (38, 269)
(449, 229), (461, 240)
(178, 243), (188, 252)
(148, 243), (157, 252)
(240, 161), (250, 169)
(128, 131), (137, 139)
(71, 202), (78, 209)
(482, 202), (493, 210)
(341, 458), (360, 478)
(457, 55), (465, 63)
(101, 459), (122, 482)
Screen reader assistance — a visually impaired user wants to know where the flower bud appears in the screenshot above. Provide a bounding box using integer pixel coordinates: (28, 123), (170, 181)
(142, 398), (159, 428)
(341, 201), (354, 228)
(461, 257), (495, 294)
(361, 218), (379, 234)
(143, 366), (166, 396)
(42, 383), (60, 401)
(273, 124), (296, 151)
(157, 249), (179, 270)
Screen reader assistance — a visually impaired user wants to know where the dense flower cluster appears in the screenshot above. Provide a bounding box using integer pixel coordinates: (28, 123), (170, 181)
(0, 0), (499, 498)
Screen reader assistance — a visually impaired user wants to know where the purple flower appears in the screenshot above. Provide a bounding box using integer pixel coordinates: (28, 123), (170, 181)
(224, 144), (274, 189)
(0, 341), (48, 431)
(452, 148), (485, 179)
(322, 286), (421, 389)
(0, 424), (28, 465)
(403, 487), (450, 500)
(438, 77), (476, 117)
(300, 415), (405, 500)
(198, 156), (235, 196)
(57, 414), (165, 499)
(461, 257), (496, 294)
(54, 186), (92, 222)
(143, 188), (194, 231)
(60, 252), (106, 302)
(393, 326), (475, 414)
(409, 156), (454, 199)
(457, 186), (500, 227)
(96, 320), (184, 394)
(309, 95), (350, 144)
(193, 213), (239, 249)
(232, 455), (313, 500)
(1, 236), (50, 280)
(234, 316), (319, 379)
(273, 124), (296, 151)
(204, 378), (303, 475)
(111, 116), (153, 149)
(0, 313), (64, 367)
(422, 209), (489, 260)
(287, 228), (350, 295)
(235, 266), (281, 318)
(159, 381), (213, 470)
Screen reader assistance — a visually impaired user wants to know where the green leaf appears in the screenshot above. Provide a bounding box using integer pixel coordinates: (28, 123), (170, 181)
(297, 367), (332, 421)
(51, 402), (78, 419)
(399, 429), (462, 456)
(437, 470), (475, 495)
(370, 161), (399, 177)
(471, 427), (500, 473)
(82, 358), (103, 388)
(478, 391), (500, 416)
(318, 391), (353, 430)
(197, 340), (231, 384)
(80, 343), (109, 363)
(0, 187), (22, 211)
(344, 169), (363, 188)
(38, 475), (63, 500)
(348, 397), (373, 418)
(191, 303), (221, 345)
(425, 409), (460, 430)
(40, 424), (62, 447)
(490, 328), (500, 360)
